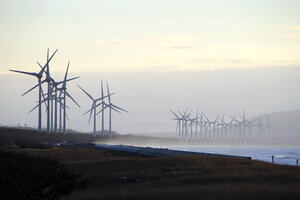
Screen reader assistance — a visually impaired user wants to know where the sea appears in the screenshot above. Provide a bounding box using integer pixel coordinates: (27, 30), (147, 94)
(166, 146), (300, 166)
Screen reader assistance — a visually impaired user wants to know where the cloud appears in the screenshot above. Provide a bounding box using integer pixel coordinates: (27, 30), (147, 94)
(90, 39), (128, 45)
(186, 58), (251, 64)
(262, 34), (300, 39)
(90, 36), (203, 49)
(163, 45), (203, 49)
(264, 24), (300, 32)
(184, 58), (300, 70)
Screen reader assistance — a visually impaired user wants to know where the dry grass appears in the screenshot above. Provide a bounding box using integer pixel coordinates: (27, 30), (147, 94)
(60, 152), (300, 200)
(15, 146), (298, 200)
(1, 127), (300, 200)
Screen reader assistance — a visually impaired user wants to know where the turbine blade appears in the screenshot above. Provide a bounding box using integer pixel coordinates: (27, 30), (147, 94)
(57, 76), (79, 85)
(110, 105), (121, 113)
(38, 49), (58, 76)
(22, 83), (40, 96)
(88, 105), (93, 124)
(203, 113), (209, 122)
(64, 61), (70, 82)
(9, 70), (36, 77)
(28, 104), (39, 114)
(214, 114), (220, 123)
(230, 116), (241, 123)
(106, 82), (111, 103)
(66, 91), (80, 107)
(178, 111), (184, 118)
(96, 104), (108, 115)
(46, 48), (50, 76)
(176, 121), (180, 132)
(83, 103), (98, 115)
(95, 93), (115, 101)
(40, 84), (48, 108)
(77, 85), (94, 101)
(169, 109), (179, 119)
(111, 104), (128, 112)
(101, 79), (104, 99)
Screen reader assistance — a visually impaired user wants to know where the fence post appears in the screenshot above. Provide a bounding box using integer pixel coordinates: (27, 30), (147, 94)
(272, 155), (274, 164)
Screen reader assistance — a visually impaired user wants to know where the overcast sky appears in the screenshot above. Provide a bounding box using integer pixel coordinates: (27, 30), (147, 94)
(0, 0), (299, 134)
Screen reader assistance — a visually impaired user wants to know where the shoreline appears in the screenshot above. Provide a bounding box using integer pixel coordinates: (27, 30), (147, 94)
(94, 143), (252, 159)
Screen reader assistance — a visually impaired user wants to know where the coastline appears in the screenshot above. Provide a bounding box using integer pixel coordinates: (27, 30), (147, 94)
(95, 143), (252, 159)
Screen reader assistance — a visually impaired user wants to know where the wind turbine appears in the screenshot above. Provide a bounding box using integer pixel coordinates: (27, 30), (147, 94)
(78, 84), (112, 137)
(231, 116), (243, 143)
(9, 49), (57, 132)
(170, 109), (182, 143)
(48, 75), (79, 133)
(180, 109), (192, 144)
(227, 118), (235, 144)
(200, 111), (210, 144)
(218, 113), (227, 143)
(239, 108), (251, 142)
(194, 109), (199, 144)
(254, 113), (264, 138)
(58, 62), (80, 134)
(177, 109), (189, 144)
(247, 117), (258, 143)
(264, 114), (275, 136)
(187, 110), (198, 144)
(197, 110), (205, 144)
(96, 82), (128, 137)
(203, 113), (219, 144)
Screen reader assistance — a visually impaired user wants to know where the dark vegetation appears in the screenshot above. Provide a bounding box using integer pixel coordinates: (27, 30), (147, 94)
(0, 150), (87, 200)
(61, 153), (300, 200)
(0, 127), (97, 148)
(0, 127), (300, 200)
(0, 127), (177, 148)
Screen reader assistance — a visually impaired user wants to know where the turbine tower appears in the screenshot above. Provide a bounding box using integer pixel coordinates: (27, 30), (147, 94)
(101, 80), (105, 136)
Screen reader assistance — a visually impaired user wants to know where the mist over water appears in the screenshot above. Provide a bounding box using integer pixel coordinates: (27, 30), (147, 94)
(169, 146), (300, 166)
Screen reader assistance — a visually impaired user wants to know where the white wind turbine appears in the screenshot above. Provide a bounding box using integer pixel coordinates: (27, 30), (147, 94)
(170, 109), (182, 143)
(203, 113), (219, 144)
(264, 114), (275, 136)
(218, 113), (226, 143)
(231, 116), (242, 143)
(187, 110), (198, 144)
(178, 109), (191, 144)
(194, 109), (199, 143)
(177, 108), (188, 144)
(9, 49), (57, 132)
(247, 117), (258, 142)
(254, 113), (264, 138)
(197, 110), (205, 144)
(239, 108), (250, 142)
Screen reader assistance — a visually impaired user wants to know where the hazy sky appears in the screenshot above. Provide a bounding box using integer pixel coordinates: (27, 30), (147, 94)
(0, 0), (299, 134)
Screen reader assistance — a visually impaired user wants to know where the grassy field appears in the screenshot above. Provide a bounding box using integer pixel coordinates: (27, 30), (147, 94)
(1, 127), (300, 200)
